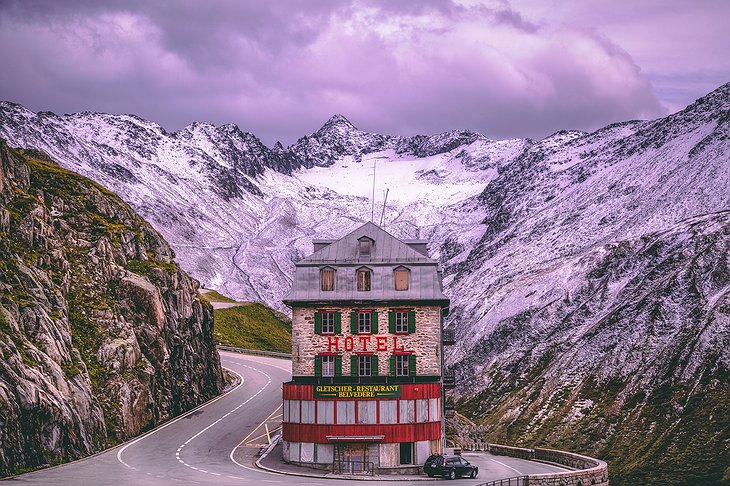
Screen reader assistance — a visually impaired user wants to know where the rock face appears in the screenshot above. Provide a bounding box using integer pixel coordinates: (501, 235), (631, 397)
(453, 212), (730, 485)
(0, 141), (223, 476)
(1, 83), (729, 485)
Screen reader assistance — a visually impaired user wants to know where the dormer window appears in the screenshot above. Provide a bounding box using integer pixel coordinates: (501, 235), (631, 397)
(356, 267), (372, 291)
(358, 236), (374, 257)
(394, 266), (410, 291)
(320, 267), (335, 291)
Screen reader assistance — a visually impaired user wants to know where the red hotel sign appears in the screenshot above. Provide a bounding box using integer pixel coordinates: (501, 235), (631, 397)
(324, 335), (407, 353)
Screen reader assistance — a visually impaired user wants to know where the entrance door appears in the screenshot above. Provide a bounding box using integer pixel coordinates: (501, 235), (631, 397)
(345, 443), (368, 474)
(335, 443), (369, 474)
(399, 442), (413, 465)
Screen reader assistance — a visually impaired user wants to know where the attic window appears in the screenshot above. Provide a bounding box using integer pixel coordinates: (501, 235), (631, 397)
(321, 267), (335, 291)
(394, 266), (410, 291)
(358, 237), (373, 256)
(357, 267), (372, 291)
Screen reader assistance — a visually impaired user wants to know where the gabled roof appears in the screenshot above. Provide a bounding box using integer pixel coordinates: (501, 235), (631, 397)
(298, 222), (433, 265)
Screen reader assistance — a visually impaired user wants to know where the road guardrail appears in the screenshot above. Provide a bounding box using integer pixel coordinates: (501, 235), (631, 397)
(216, 345), (292, 359)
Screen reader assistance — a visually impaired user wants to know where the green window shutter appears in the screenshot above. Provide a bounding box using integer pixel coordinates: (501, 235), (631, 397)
(314, 356), (322, 377)
(372, 311), (378, 334)
(372, 355), (379, 376)
(335, 355), (342, 376)
(350, 311), (358, 334)
(334, 311), (342, 334)
(408, 310), (416, 333)
(409, 354), (416, 376)
(351, 355), (358, 377)
(390, 355), (396, 376)
(314, 312), (322, 334)
(388, 311), (395, 333)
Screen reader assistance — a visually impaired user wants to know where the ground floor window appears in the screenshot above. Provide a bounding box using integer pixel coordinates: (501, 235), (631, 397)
(399, 442), (414, 465)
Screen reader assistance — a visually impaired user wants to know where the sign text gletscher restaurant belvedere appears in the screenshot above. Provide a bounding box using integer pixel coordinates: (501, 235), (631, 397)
(314, 384), (401, 399)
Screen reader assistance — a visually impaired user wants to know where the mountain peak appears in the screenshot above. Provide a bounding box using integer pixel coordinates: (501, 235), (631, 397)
(319, 114), (355, 131)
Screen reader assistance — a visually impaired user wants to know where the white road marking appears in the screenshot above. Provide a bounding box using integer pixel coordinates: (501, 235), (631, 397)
(178, 363), (282, 479)
(116, 366), (245, 471)
(490, 457), (524, 475)
(118, 353), (293, 481)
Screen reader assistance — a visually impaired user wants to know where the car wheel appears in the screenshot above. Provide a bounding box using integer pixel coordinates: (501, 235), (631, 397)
(448, 470), (456, 480)
(427, 473), (434, 478)
(470, 469), (477, 479)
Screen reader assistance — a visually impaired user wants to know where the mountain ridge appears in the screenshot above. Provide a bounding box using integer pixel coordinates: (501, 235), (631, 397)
(1, 82), (729, 484)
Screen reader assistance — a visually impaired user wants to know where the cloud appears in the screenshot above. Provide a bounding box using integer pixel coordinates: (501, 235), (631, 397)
(0, 0), (723, 145)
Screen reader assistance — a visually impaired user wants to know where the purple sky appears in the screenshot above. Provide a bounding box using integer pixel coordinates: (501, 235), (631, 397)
(0, 0), (727, 146)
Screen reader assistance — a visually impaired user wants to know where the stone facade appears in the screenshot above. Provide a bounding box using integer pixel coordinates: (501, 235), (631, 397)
(291, 305), (442, 377)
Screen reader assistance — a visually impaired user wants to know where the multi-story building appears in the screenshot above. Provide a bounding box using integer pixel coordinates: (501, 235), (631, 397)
(281, 222), (450, 475)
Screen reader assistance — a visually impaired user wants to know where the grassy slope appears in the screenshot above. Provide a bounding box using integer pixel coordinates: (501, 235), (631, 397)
(200, 291), (292, 354)
(200, 290), (237, 304)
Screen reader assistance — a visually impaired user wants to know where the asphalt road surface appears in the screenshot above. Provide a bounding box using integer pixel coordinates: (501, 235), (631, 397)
(5, 351), (569, 485)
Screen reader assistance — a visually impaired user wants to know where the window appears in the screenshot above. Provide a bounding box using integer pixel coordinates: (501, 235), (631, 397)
(395, 311), (408, 333)
(317, 401), (334, 424)
(358, 355), (372, 376)
(399, 400), (415, 423)
(379, 400), (397, 424)
(322, 355), (335, 377)
(315, 354), (341, 377)
(357, 268), (371, 291)
(357, 400), (377, 424)
(395, 354), (409, 376)
(394, 267), (409, 291)
(302, 400), (315, 424)
(429, 398), (439, 422)
(358, 237), (372, 256)
(358, 312), (371, 334)
(290, 400), (300, 423)
(321, 267), (335, 291)
(389, 309), (415, 334)
(417, 399), (428, 422)
(321, 312), (335, 334)
(315, 310), (340, 335)
(336, 401), (355, 424)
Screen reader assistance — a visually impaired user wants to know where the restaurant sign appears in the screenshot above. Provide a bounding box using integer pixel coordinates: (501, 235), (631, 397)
(314, 384), (401, 399)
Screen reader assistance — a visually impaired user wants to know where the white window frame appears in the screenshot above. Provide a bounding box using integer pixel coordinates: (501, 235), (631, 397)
(321, 311), (335, 334)
(358, 311), (372, 334)
(321, 355), (335, 377)
(358, 355), (372, 377)
(395, 310), (408, 333)
(395, 354), (409, 376)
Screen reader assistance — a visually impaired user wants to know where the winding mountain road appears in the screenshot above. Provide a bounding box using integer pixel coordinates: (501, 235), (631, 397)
(7, 352), (568, 485)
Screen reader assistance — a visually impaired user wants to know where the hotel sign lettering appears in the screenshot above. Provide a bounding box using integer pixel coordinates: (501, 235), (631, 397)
(314, 384), (402, 399)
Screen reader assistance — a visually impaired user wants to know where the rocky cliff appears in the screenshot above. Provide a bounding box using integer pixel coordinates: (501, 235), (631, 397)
(0, 140), (223, 476)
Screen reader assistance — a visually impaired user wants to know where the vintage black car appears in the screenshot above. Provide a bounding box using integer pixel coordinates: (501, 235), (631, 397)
(423, 454), (479, 479)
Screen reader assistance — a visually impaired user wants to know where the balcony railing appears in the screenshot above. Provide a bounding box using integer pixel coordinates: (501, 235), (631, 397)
(443, 370), (456, 388)
(442, 328), (456, 345)
(444, 398), (455, 418)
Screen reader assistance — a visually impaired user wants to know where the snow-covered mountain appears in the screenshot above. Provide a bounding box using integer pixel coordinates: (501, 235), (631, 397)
(1, 82), (729, 484)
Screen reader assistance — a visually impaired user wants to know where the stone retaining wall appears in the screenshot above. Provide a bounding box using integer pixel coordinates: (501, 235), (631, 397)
(463, 443), (609, 486)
